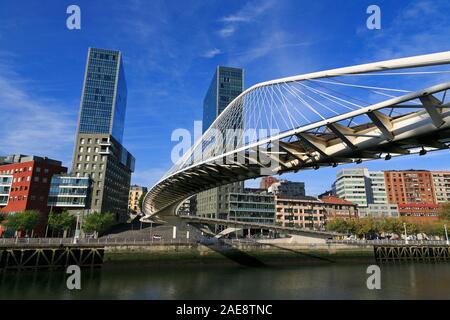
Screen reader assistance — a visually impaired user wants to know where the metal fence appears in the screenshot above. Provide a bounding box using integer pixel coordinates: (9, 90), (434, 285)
(0, 237), (199, 247)
(327, 239), (450, 246)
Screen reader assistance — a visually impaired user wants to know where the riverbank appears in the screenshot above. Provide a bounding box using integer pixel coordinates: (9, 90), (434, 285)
(103, 243), (377, 267)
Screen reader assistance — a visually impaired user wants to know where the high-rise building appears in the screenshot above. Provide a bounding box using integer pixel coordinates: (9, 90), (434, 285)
(331, 168), (405, 219)
(196, 66), (244, 219)
(431, 171), (450, 203)
(71, 48), (135, 222)
(369, 171), (388, 204)
(202, 66), (244, 132)
(128, 185), (147, 213)
(0, 155), (67, 235)
(333, 168), (373, 207)
(384, 170), (438, 220)
(384, 170), (436, 204)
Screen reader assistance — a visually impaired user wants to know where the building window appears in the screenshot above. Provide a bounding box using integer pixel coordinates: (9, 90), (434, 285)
(80, 138), (85, 144)
(36, 167), (41, 173)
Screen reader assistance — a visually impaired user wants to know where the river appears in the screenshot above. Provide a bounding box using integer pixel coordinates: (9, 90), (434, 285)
(1, 263), (449, 299)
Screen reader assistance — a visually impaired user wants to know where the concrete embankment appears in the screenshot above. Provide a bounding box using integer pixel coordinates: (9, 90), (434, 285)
(103, 243), (376, 267)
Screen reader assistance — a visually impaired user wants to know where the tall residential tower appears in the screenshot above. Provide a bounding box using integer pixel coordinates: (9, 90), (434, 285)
(71, 48), (135, 222)
(196, 66), (244, 219)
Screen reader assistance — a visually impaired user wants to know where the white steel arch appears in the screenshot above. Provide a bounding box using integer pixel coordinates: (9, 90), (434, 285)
(143, 51), (450, 218)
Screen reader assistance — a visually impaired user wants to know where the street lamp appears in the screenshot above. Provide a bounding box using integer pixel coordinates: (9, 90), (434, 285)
(403, 222), (409, 244)
(73, 212), (80, 244)
(445, 224), (449, 245)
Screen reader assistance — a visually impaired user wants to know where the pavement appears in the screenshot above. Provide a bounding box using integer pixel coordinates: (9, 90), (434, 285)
(102, 215), (203, 241)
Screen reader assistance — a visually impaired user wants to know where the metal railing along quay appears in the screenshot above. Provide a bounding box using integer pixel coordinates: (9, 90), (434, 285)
(0, 237), (199, 247)
(327, 239), (450, 246)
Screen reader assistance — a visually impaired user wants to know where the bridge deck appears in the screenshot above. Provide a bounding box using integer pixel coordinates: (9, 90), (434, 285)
(180, 215), (339, 239)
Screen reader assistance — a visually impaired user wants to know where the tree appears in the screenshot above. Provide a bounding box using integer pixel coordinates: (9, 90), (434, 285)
(82, 212), (116, 238)
(326, 218), (351, 234)
(5, 210), (40, 236)
(0, 213), (5, 224)
(438, 202), (450, 221)
(48, 211), (76, 237)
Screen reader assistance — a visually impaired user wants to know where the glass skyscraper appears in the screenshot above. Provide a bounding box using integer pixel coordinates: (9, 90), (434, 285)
(197, 66), (244, 219)
(71, 48), (134, 223)
(202, 66), (244, 133)
(77, 48), (127, 143)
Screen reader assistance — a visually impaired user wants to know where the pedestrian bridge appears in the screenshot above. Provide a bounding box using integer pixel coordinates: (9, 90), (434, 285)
(143, 51), (450, 219)
(180, 216), (339, 240)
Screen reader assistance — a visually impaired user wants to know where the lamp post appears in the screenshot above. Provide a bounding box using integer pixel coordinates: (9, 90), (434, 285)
(73, 212), (80, 244)
(445, 224), (449, 245)
(403, 222), (409, 245)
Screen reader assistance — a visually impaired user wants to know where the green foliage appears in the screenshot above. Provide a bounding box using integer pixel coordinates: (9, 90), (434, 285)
(5, 210), (40, 232)
(0, 213), (5, 223)
(325, 218), (351, 234)
(48, 211), (76, 232)
(326, 216), (447, 237)
(438, 202), (450, 221)
(82, 212), (116, 235)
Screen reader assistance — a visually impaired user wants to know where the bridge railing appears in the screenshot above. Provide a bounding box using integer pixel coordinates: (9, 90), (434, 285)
(327, 239), (450, 246)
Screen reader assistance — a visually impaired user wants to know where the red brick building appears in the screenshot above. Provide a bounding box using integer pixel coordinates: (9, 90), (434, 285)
(384, 170), (439, 221)
(0, 155), (67, 236)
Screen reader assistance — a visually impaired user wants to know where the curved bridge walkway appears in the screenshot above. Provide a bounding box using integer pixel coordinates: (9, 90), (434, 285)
(143, 52), (450, 236)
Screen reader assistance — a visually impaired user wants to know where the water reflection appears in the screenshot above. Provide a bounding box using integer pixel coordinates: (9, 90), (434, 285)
(0, 263), (449, 299)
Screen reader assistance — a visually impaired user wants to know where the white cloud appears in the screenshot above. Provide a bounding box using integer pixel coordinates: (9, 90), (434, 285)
(202, 48), (222, 58)
(218, 26), (236, 38)
(219, 0), (274, 24)
(217, 0), (275, 38)
(0, 57), (76, 165)
(360, 0), (450, 61)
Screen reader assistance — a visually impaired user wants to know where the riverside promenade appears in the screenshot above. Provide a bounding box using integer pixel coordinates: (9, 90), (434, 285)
(0, 237), (449, 270)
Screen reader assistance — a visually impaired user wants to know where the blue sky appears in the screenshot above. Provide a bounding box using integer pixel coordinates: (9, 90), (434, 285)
(1, 0), (450, 195)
